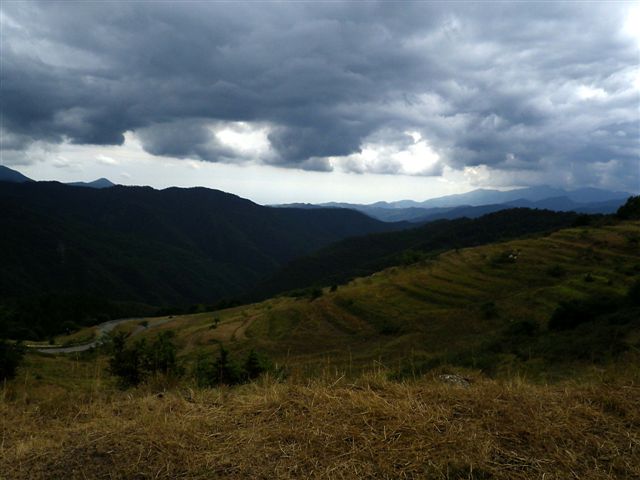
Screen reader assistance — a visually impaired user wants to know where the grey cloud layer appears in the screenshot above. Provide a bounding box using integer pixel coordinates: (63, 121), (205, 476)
(1, 2), (638, 189)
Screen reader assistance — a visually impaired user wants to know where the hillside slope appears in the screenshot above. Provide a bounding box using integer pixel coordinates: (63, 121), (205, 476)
(140, 220), (640, 375)
(257, 208), (580, 298)
(0, 182), (403, 337)
(0, 165), (33, 183)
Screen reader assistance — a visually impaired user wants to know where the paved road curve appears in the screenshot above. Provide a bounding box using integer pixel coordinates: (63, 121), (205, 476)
(31, 317), (175, 354)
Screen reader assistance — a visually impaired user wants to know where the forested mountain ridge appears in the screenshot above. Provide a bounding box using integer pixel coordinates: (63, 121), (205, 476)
(0, 165), (33, 183)
(0, 181), (404, 337)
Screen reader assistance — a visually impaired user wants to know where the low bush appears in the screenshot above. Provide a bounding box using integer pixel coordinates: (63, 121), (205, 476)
(108, 331), (183, 388)
(194, 347), (278, 387)
(548, 295), (623, 331)
(0, 339), (25, 381)
(286, 287), (324, 300)
(489, 250), (518, 266)
(480, 301), (499, 319)
(546, 265), (566, 278)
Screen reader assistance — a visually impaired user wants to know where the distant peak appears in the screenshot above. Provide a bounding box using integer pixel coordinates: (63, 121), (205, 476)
(67, 178), (116, 188)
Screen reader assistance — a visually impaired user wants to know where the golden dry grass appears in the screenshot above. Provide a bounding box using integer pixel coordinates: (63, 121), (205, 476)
(2, 373), (639, 479)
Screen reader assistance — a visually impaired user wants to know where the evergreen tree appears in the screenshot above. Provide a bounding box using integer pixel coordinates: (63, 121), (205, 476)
(617, 196), (640, 220)
(244, 349), (267, 380)
(0, 339), (25, 381)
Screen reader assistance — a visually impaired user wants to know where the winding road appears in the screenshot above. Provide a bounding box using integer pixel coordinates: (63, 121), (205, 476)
(30, 316), (176, 354)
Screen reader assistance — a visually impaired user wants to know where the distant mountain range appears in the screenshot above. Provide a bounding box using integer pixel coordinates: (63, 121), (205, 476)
(3, 165), (632, 220)
(67, 178), (116, 189)
(0, 165), (115, 189)
(276, 186), (633, 222)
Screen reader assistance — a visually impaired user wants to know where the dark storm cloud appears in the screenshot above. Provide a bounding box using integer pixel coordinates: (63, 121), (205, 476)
(136, 120), (233, 162)
(1, 1), (638, 189)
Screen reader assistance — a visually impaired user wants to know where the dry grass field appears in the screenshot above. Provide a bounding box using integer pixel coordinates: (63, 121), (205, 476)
(2, 370), (639, 480)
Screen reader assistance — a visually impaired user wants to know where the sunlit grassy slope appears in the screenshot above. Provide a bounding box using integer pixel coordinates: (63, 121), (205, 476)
(122, 220), (640, 376)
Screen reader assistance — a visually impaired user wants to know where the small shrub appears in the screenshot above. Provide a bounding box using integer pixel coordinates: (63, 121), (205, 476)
(144, 331), (182, 376)
(108, 331), (183, 388)
(208, 346), (244, 386)
(627, 279), (640, 306)
(108, 333), (145, 387)
(309, 288), (323, 301)
(378, 320), (401, 335)
(505, 319), (539, 337)
(536, 325), (628, 363)
(193, 353), (214, 388)
(572, 214), (592, 227)
(484, 321), (539, 359)
(188, 304), (209, 314)
(0, 339), (25, 381)
(480, 301), (498, 319)
(605, 307), (640, 325)
(626, 235), (639, 246)
(194, 347), (278, 387)
(399, 249), (428, 266)
(490, 250), (518, 266)
(546, 265), (566, 278)
(548, 295), (622, 331)
(287, 287), (323, 300)
(244, 349), (271, 380)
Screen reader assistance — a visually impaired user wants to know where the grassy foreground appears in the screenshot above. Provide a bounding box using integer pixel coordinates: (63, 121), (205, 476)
(2, 371), (639, 479)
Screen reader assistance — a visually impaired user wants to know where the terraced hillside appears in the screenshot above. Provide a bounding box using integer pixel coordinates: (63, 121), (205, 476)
(119, 220), (640, 377)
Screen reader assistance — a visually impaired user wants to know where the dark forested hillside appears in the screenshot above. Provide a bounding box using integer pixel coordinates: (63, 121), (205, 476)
(256, 208), (581, 297)
(0, 181), (402, 337)
(0, 165), (33, 183)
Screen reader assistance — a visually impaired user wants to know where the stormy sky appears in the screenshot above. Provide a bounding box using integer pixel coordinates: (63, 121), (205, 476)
(1, 1), (638, 203)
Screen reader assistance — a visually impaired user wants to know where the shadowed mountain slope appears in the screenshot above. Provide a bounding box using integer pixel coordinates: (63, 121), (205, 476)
(0, 165), (33, 183)
(0, 181), (402, 311)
